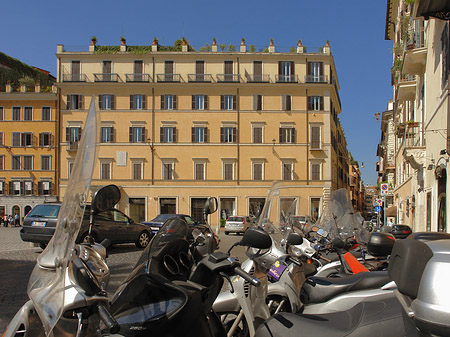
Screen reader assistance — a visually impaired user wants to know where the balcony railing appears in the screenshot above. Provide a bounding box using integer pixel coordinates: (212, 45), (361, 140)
(68, 141), (79, 151)
(275, 74), (299, 83)
(404, 124), (424, 147)
(217, 74), (240, 83)
(305, 75), (329, 83)
(246, 74), (270, 83)
(157, 74), (181, 82)
(188, 74), (212, 83)
(94, 73), (119, 82)
(125, 73), (150, 82)
(63, 74), (87, 82)
(400, 74), (416, 82)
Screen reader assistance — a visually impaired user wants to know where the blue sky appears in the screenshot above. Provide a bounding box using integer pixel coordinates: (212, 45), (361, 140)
(3, 0), (393, 186)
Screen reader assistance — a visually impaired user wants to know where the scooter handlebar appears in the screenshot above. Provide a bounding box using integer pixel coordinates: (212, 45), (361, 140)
(96, 303), (120, 334)
(234, 266), (260, 287)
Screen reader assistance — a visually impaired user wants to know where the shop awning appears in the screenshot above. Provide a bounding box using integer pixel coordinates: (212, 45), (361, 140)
(386, 206), (397, 217)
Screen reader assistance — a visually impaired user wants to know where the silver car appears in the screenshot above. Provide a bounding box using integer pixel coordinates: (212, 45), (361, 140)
(224, 216), (254, 235)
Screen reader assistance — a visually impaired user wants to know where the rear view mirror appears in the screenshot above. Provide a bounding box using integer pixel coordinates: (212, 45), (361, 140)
(238, 227), (272, 249)
(203, 197), (218, 215)
(287, 233), (303, 246)
(92, 185), (121, 215)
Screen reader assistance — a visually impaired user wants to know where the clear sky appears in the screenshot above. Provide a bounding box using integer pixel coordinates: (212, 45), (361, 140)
(2, 0), (393, 186)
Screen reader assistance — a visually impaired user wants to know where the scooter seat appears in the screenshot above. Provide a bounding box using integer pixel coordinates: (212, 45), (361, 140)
(300, 271), (391, 304)
(255, 296), (404, 337)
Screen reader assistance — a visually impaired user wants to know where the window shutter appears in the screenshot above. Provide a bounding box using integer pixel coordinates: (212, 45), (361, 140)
(191, 127), (195, 142)
(110, 127), (115, 142)
(37, 181), (42, 195)
(142, 128), (147, 143)
(220, 127), (224, 143)
(233, 95), (236, 110)
(173, 95), (177, 110)
(291, 61), (295, 75)
(286, 95), (291, 111)
(278, 61), (282, 75)
(307, 96), (312, 110)
(204, 95), (208, 110)
(204, 127), (208, 143)
(279, 128), (283, 143)
(319, 62), (324, 77)
(50, 134), (53, 146)
(192, 95), (195, 109)
(77, 127), (82, 141)
(130, 95), (134, 109)
(20, 182), (24, 195)
(9, 182), (12, 195)
(253, 95), (257, 110)
(48, 182), (53, 195)
(320, 96), (324, 111)
(67, 95), (71, 109)
(66, 128), (70, 142)
(142, 95), (147, 110)
(173, 128), (177, 143)
(233, 127), (237, 143)
(292, 128), (296, 143)
(129, 127), (133, 142)
(281, 96), (286, 110)
(111, 95), (115, 110)
(78, 95), (83, 109)
(161, 95), (165, 110)
(160, 127), (164, 142)
(98, 95), (103, 110)
(220, 95), (224, 110)
(307, 62), (312, 76)
(39, 133), (43, 146)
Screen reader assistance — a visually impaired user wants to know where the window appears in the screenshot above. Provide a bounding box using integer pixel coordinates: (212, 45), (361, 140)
(223, 162), (234, 180)
(310, 126), (321, 149)
(160, 126), (177, 143)
(163, 162), (174, 180)
(99, 94), (115, 110)
(41, 155), (51, 171)
(252, 162), (264, 180)
(66, 127), (82, 149)
(310, 197), (321, 222)
(279, 61), (295, 82)
(0, 155), (4, 170)
(23, 156), (33, 170)
(71, 60), (81, 81)
(130, 94), (146, 110)
(101, 127), (114, 143)
(22, 133), (33, 146)
(307, 62), (323, 82)
(134, 60), (144, 81)
(23, 107), (33, 121)
(282, 162), (293, 181)
(12, 133), (21, 147)
(161, 94), (177, 110)
(103, 60), (112, 81)
(100, 161), (111, 180)
(221, 95), (236, 110)
(68, 160), (75, 178)
(0, 132), (3, 145)
(308, 96), (324, 111)
(12, 107), (21, 120)
(132, 161), (143, 180)
(0, 106), (3, 120)
(192, 95), (208, 110)
(192, 126), (208, 143)
(23, 181), (33, 195)
(129, 126), (146, 143)
(38, 181), (52, 195)
(67, 94), (83, 110)
(311, 163), (321, 180)
(252, 126), (263, 143)
(39, 133), (52, 146)
(194, 162), (205, 180)
(279, 127), (296, 143)
(221, 127), (236, 143)
(0, 181), (3, 194)
(253, 95), (263, 111)
(11, 181), (22, 195)
(12, 156), (21, 170)
(42, 107), (51, 120)
(442, 22), (450, 87)
(281, 95), (292, 111)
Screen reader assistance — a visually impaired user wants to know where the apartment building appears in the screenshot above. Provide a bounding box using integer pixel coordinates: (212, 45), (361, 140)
(0, 83), (58, 220)
(56, 39), (349, 227)
(384, 0), (450, 232)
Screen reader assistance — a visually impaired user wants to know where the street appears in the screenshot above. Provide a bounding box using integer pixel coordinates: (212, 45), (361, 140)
(0, 227), (246, 333)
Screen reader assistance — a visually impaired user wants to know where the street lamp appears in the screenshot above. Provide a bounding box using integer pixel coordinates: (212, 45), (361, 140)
(375, 111), (381, 122)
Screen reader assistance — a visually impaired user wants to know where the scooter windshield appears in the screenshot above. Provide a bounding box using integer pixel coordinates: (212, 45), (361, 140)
(27, 98), (99, 336)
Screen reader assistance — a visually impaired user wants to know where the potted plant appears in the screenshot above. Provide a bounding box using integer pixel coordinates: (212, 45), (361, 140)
(152, 37), (158, 45)
(212, 38), (217, 46)
(270, 38), (274, 46)
(241, 38), (245, 46)
(120, 37), (126, 45)
(91, 36), (97, 45)
(407, 120), (419, 127)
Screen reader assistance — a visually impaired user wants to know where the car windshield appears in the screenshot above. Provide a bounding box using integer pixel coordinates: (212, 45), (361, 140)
(228, 216), (243, 222)
(26, 205), (61, 219)
(153, 214), (174, 222)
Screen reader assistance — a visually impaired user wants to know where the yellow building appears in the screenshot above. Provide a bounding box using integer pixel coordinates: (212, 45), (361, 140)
(56, 39), (349, 227)
(0, 82), (58, 220)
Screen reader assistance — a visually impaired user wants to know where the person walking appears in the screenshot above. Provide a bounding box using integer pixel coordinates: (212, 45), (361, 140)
(8, 215), (14, 227)
(14, 213), (20, 227)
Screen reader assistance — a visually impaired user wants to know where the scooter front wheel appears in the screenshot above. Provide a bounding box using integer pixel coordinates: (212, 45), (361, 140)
(218, 311), (249, 337)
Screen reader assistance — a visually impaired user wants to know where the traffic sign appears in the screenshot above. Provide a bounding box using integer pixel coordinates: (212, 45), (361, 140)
(375, 206), (381, 213)
(380, 183), (389, 195)
(377, 199), (383, 206)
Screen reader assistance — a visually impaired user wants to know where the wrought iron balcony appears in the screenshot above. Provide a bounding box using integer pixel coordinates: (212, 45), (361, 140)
(68, 141), (79, 151)
(125, 73), (150, 82)
(403, 123), (424, 148)
(275, 74), (299, 83)
(94, 73), (119, 82)
(63, 74), (87, 82)
(217, 74), (240, 83)
(304, 75), (329, 83)
(246, 74), (270, 83)
(188, 74), (212, 83)
(157, 74), (181, 83)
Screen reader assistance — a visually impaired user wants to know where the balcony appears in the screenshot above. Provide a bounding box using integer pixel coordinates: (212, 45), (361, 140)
(67, 141), (79, 151)
(305, 75), (329, 83)
(397, 74), (416, 101)
(403, 123), (424, 148)
(125, 73), (150, 82)
(157, 74), (181, 83)
(275, 74), (299, 83)
(217, 74), (240, 83)
(403, 21), (426, 75)
(187, 74), (212, 83)
(246, 74), (270, 83)
(63, 74), (87, 82)
(94, 73), (119, 82)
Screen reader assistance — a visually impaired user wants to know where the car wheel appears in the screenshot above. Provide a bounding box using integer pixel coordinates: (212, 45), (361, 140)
(39, 243), (47, 250)
(136, 231), (151, 248)
(225, 231), (229, 235)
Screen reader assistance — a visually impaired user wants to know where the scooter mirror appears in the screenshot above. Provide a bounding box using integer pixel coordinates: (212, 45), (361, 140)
(287, 233), (303, 246)
(237, 227), (272, 249)
(203, 197), (218, 215)
(92, 184), (121, 214)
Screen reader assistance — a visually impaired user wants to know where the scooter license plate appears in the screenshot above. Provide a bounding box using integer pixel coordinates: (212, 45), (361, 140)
(268, 261), (287, 281)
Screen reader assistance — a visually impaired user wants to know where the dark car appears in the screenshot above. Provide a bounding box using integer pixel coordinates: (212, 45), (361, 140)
(381, 223), (412, 239)
(20, 203), (153, 249)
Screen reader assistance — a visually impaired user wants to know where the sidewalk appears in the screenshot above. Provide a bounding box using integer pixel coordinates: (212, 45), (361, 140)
(0, 227), (37, 252)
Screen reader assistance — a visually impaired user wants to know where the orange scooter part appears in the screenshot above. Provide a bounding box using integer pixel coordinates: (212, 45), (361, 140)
(344, 252), (369, 273)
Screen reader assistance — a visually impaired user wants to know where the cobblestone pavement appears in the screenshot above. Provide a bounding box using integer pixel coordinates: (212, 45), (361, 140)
(0, 228), (244, 333)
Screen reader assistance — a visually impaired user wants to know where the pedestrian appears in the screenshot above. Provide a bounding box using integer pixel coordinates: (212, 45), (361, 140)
(14, 213), (20, 227)
(9, 215), (14, 227)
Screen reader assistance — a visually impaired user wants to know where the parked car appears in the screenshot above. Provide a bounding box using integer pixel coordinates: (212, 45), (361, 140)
(380, 223), (412, 239)
(20, 203), (153, 249)
(143, 214), (220, 251)
(224, 216), (254, 235)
